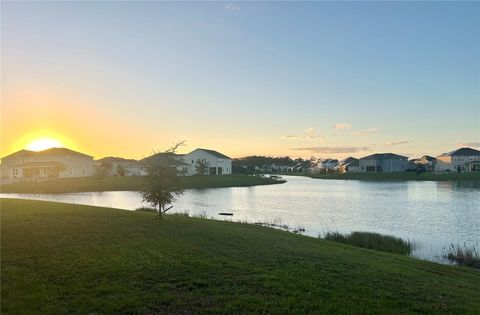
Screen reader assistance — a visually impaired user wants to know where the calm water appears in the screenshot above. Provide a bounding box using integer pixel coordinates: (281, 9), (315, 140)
(2, 176), (479, 262)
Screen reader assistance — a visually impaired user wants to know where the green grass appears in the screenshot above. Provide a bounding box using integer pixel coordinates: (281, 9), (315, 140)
(323, 231), (413, 256)
(2, 199), (479, 314)
(0, 174), (284, 193)
(286, 172), (480, 182)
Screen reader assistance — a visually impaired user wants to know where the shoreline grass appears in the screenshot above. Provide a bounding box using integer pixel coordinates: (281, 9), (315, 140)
(2, 198), (480, 314)
(322, 231), (413, 256)
(0, 174), (285, 194)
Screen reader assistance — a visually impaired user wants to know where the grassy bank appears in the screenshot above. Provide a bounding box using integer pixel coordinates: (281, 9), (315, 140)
(0, 174), (284, 194)
(287, 172), (480, 182)
(2, 199), (479, 314)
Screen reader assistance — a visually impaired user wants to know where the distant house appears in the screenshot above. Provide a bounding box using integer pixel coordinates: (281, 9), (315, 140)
(336, 157), (360, 173)
(319, 159), (338, 172)
(436, 147), (480, 172)
(418, 155), (437, 172)
(359, 153), (408, 173)
(182, 148), (232, 175)
(95, 157), (141, 176)
(0, 148), (95, 183)
(140, 153), (193, 176)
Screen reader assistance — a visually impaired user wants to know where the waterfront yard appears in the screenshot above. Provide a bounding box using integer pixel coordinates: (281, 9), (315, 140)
(2, 199), (479, 314)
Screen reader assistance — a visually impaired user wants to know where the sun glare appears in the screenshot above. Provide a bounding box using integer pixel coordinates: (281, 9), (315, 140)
(26, 138), (63, 151)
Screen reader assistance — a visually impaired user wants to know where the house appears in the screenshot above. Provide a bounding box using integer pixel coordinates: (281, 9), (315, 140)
(335, 157), (360, 173)
(182, 148), (232, 175)
(319, 159), (339, 172)
(418, 155), (437, 172)
(0, 148), (95, 183)
(140, 153), (193, 176)
(359, 153), (408, 173)
(95, 157), (140, 176)
(436, 147), (480, 172)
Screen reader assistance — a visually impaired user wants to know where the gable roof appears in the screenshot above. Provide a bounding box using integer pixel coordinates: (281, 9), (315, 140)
(438, 147), (480, 157)
(420, 155), (436, 161)
(140, 153), (191, 166)
(360, 153), (408, 160)
(1, 148), (92, 160)
(339, 157), (359, 166)
(190, 148), (231, 160)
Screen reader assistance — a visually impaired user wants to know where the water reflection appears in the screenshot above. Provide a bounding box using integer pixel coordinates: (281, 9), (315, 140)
(2, 176), (479, 263)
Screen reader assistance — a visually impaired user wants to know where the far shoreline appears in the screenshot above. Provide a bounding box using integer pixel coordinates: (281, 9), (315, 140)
(280, 172), (480, 182)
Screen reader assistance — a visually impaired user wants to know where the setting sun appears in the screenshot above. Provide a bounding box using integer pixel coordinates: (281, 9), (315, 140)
(26, 138), (63, 151)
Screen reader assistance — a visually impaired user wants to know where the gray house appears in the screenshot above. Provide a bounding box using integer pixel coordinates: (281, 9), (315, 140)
(359, 153), (408, 173)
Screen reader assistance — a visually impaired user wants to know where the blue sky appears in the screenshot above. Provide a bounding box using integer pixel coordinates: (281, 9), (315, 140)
(1, 1), (479, 159)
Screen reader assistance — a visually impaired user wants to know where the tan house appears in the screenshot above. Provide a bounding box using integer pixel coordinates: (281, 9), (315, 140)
(436, 147), (480, 172)
(0, 148), (95, 183)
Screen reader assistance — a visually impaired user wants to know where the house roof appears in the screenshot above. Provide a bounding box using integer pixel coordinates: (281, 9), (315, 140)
(360, 153), (408, 160)
(140, 153), (191, 166)
(339, 157), (359, 166)
(1, 148), (93, 160)
(420, 155), (436, 161)
(438, 147), (480, 157)
(191, 148), (231, 160)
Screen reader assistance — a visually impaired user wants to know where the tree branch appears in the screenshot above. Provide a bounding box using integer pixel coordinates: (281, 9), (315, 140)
(161, 205), (174, 214)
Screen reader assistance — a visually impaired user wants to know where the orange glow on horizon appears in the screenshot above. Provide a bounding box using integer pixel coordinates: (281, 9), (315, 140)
(26, 138), (63, 151)
(11, 130), (77, 154)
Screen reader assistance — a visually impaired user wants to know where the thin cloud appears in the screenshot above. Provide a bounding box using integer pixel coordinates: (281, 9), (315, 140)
(225, 3), (240, 11)
(384, 140), (409, 146)
(281, 127), (323, 141)
(456, 142), (480, 147)
(290, 146), (371, 154)
(333, 123), (351, 129)
(351, 128), (379, 136)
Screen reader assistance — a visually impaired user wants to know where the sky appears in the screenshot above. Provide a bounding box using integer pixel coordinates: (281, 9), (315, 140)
(1, 1), (479, 160)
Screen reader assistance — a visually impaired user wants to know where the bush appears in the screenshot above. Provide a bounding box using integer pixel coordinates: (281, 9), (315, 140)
(445, 244), (480, 269)
(322, 231), (412, 255)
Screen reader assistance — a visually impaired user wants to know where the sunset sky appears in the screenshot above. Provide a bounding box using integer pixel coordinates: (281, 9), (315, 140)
(1, 1), (479, 160)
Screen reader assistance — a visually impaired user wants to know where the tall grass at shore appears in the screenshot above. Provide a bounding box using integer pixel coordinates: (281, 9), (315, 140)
(445, 243), (480, 269)
(322, 231), (413, 255)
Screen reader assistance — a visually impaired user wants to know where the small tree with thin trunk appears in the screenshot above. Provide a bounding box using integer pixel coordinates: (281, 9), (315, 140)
(195, 159), (209, 175)
(141, 141), (185, 217)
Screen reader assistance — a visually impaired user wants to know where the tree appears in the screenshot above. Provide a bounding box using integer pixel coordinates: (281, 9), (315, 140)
(116, 165), (125, 176)
(141, 142), (185, 217)
(195, 159), (209, 175)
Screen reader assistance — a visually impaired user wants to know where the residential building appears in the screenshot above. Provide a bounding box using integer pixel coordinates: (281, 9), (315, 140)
(359, 153), (408, 173)
(140, 153), (193, 176)
(418, 155), (437, 172)
(335, 157), (360, 173)
(95, 157), (140, 176)
(436, 147), (480, 172)
(319, 159), (339, 172)
(0, 148), (95, 183)
(182, 148), (232, 175)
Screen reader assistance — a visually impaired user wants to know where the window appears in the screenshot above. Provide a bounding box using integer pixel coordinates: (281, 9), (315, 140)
(12, 169), (19, 176)
(43, 168), (47, 175)
(83, 168), (86, 174)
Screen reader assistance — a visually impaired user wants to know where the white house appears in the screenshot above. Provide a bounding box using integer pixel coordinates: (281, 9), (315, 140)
(319, 159), (339, 172)
(140, 153), (194, 176)
(435, 147), (480, 172)
(95, 157), (141, 176)
(0, 148), (95, 183)
(359, 153), (408, 172)
(182, 148), (232, 175)
(335, 157), (360, 173)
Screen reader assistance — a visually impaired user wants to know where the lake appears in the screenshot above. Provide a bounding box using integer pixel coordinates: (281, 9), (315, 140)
(2, 176), (479, 263)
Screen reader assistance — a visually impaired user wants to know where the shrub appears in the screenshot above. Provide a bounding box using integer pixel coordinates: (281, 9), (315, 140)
(445, 244), (480, 269)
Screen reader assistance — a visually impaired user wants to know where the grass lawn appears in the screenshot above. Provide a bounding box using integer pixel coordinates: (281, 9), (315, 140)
(0, 174), (284, 194)
(2, 199), (479, 314)
(287, 172), (480, 182)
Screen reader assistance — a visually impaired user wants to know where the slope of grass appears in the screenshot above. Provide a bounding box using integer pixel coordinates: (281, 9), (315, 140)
(0, 174), (284, 194)
(1, 199), (479, 314)
(287, 172), (480, 182)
